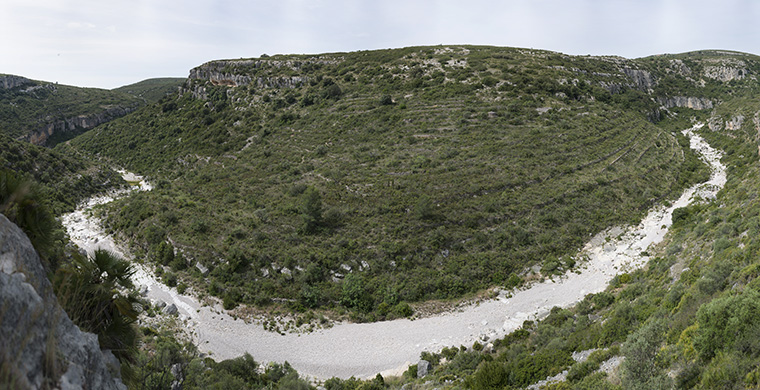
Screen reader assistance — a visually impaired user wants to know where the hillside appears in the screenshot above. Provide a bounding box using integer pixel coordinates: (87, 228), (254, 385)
(4, 45), (759, 389)
(113, 77), (186, 103)
(68, 46), (717, 320)
(0, 74), (142, 145)
(0, 134), (123, 214)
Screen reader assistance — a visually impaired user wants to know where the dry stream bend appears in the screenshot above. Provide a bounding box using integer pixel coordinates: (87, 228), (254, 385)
(61, 124), (726, 380)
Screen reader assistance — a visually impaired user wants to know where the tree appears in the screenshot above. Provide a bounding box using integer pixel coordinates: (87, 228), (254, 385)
(620, 318), (672, 390)
(300, 187), (323, 234)
(341, 274), (373, 313)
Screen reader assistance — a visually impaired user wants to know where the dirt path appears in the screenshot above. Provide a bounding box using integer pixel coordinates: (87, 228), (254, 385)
(60, 124), (725, 380)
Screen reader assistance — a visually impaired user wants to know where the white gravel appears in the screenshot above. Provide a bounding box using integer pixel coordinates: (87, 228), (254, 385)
(60, 124), (725, 381)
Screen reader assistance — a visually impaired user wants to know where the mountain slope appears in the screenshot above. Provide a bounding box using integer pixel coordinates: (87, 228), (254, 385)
(0, 74), (142, 145)
(113, 77), (185, 103)
(68, 46), (713, 319)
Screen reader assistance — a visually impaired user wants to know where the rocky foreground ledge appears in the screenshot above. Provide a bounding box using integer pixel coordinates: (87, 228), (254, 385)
(0, 214), (126, 390)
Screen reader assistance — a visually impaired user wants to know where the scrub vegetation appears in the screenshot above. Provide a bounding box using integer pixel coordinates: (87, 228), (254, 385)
(69, 46), (713, 320)
(6, 45), (760, 389)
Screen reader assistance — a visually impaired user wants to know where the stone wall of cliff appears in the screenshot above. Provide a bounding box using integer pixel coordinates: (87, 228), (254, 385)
(23, 106), (135, 145)
(0, 74), (33, 89)
(0, 215), (126, 390)
(183, 57), (343, 100)
(657, 96), (714, 110)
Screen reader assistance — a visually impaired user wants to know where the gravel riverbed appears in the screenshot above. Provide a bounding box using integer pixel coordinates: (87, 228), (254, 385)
(60, 124), (725, 380)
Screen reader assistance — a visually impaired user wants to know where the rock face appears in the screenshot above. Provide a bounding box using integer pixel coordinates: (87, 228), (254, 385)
(704, 65), (747, 82)
(23, 106), (135, 145)
(0, 214), (126, 390)
(0, 74), (33, 89)
(725, 115), (745, 131)
(657, 96), (714, 110)
(183, 57), (343, 99)
(622, 68), (655, 89)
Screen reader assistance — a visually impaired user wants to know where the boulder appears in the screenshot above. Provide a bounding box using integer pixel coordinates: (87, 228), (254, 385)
(417, 360), (431, 378)
(163, 303), (179, 315)
(0, 214), (126, 389)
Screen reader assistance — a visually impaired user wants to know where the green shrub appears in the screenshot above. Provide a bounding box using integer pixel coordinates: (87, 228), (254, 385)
(393, 302), (413, 317)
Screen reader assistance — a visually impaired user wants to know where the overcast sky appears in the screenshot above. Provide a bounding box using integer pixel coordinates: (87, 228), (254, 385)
(2, 0), (758, 89)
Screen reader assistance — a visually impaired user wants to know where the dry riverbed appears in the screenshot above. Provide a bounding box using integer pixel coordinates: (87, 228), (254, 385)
(60, 124), (725, 381)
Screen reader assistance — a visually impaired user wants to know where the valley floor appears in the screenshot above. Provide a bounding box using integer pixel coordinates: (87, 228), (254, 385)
(60, 124), (725, 381)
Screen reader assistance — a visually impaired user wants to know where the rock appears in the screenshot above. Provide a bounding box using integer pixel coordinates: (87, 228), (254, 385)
(417, 360), (431, 378)
(0, 214), (126, 389)
(195, 262), (209, 275)
(139, 285), (148, 296)
(170, 363), (183, 379)
(657, 96), (713, 110)
(163, 304), (178, 315)
(23, 105), (136, 145)
(704, 65), (747, 82)
(622, 68), (655, 89)
(156, 300), (167, 309)
(725, 115), (745, 131)
(0, 74), (33, 89)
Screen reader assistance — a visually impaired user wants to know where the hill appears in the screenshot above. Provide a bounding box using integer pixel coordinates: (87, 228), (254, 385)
(0, 133), (122, 214)
(0, 74), (142, 145)
(68, 45), (717, 320)
(113, 77), (186, 103)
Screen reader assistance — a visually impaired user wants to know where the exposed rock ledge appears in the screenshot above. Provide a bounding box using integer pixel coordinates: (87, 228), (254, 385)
(0, 214), (126, 390)
(657, 96), (714, 110)
(22, 106), (135, 145)
(0, 74), (33, 89)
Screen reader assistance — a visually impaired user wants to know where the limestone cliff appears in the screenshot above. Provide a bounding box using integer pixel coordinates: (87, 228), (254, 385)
(23, 106), (135, 145)
(0, 215), (126, 390)
(622, 67), (656, 89)
(657, 96), (714, 110)
(183, 57), (342, 99)
(0, 74), (33, 89)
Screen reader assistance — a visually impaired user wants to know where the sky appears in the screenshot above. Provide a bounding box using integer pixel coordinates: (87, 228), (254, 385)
(2, 0), (759, 89)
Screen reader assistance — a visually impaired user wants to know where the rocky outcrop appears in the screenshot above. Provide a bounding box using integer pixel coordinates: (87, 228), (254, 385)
(23, 106), (135, 145)
(183, 57), (346, 99)
(622, 68), (655, 89)
(725, 115), (745, 131)
(707, 114), (746, 132)
(417, 360), (431, 378)
(0, 215), (126, 390)
(708, 116), (723, 132)
(0, 74), (32, 89)
(704, 65), (747, 82)
(657, 96), (714, 110)
(666, 60), (692, 77)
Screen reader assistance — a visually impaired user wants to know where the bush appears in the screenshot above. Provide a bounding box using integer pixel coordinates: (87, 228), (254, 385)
(620, 318), (671, 389)
(164, 272), (177, 287)
(415, 195), (434, 220)
(694, 289), (760, 360)
(468, 361), (507, 390)
(394, 302), (413, 317)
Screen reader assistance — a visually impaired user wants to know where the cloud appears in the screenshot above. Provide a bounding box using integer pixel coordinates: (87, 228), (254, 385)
(1, 0), (759, 88)
(66, 21), (96, 30)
